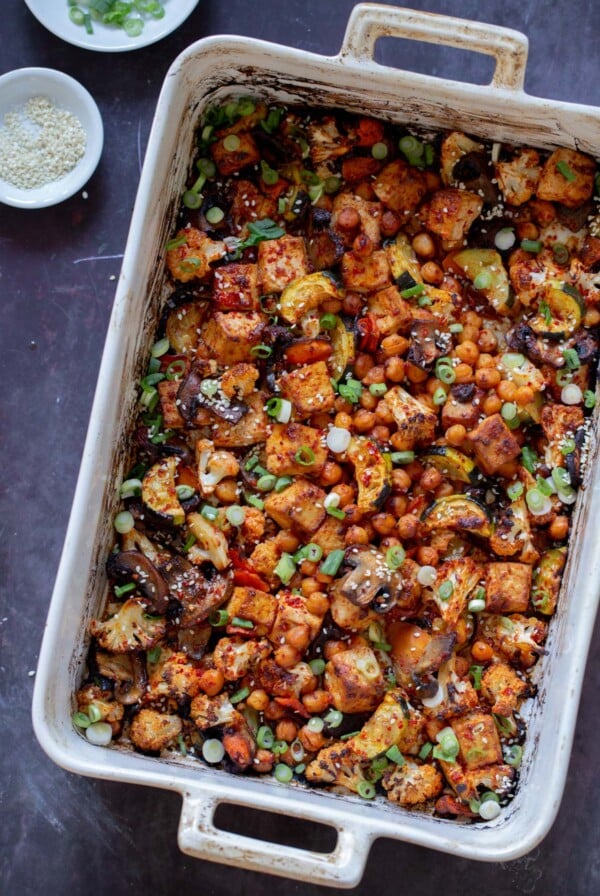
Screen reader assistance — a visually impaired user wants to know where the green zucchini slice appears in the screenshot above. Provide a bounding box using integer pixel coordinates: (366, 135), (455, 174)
(421, 494), (491, 536)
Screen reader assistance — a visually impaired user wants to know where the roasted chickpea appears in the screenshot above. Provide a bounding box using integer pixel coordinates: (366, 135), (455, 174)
(305, 591), (331, 615)
(475, 367), (501, 390)
(380, 209), (402, 237)
(549, 515), (569, 541)
(274, 644), (301, 669)
(471, 640), (494, 662)
(416, 545), (439, 567)
(285, 624), (311, 651)
(336, 206), (361, 233)
(497, 380), (518, 402)
(421, 261), (444, 285)
(384, 356), (406, 382)
(362, 364), (386, 385)
(198, 668), (225, 697)
(342, 291), (364, 316)
(353, 232), (374, 257)
(344, 525), (370, 546)
(397, 513), (419, 540)
(276, 719), (299, 743)
(302, 689), (331, 714)
(359, 391), (377, 411)
(453, 362), (474, 383)
(332, 483), (355, 507)
(353, 409), (376, 432)
(298, 726), (327, 753)
(420, 467), (443, 491)
(515, 385), (535, 406)
(455, 340), (480, 366)
(371, 512), (397, 536)
(278, 531), (300, 553)
(371, 424), (391, 443)
(387, 495), (408, 517)
(516, 221), (539, 241)
(405, 362), (428, 383)
(483, 393), (503, 415)
(412, 232), (436, 258)
(381, 334), (409, 357)
(214, 478), (239, 503)
(321, 298), (343, 314)
(354, 352), (374, 380)
(445, 423), (467, 446)
(477, 328), (498, 353)
(264, 700), (287, 721)
(253, 749), (276, 773)
(334, 411), (353, 430)
(301, 577), (321, 597)
(320, 461), (343, 486)
(584, 308), (600, 327)
(246, 689), (270, 711)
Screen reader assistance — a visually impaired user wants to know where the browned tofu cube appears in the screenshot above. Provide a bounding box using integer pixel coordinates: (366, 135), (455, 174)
(265, 423), (327, 476)
(310, 516), (346, 556)
(340, 249), (391, 293)
(264, 478), (326, 537)
(220, 363), (260, 399)
(278, 361), (336, 419)
(269, 591), (324, 646)
(536, 148), (596, 208)
(257, 235), (310, 294)
(368, 285), (413, 336)
(450, 711), (503, 771)
(332, 193), (382, 247)
(213, 263), (260, 311)
(373, 159), (428, 216)
(324, 646), (385, 713)
(485, 563), (532, 614)
(384, 386), (437, 450)
(469, 413), (521, 475)
(441, 389), (485, 430)
(210, 131), (261, 176)
(495, 148), (541, 206)
(211, 392), (268, 448)
(481, 662), (530, 717)
(226, 586), (277, 637)
(540, 403), (585, 469)
(425, 188), (483, 243)
(230, 179), (277, 230)
(201, 311), (266, 365)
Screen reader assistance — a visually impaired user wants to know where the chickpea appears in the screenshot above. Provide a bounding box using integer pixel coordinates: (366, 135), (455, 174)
(285, 624), (311, 652)
(341, 503), (363, 526)
(275, 719), (299, 743)
(411, 232), (436, 258)
(397, 513), (419, 540)
(298, 726), (327, 753)
(274, 644), (301, 669)
(352, 409), (376, 432)
(426, 376), (444, 396)
(334, 411), (353, 430)
(405, 362), (428, 384)
(321, 298), (343, 314)
(344, 525), (370, 546)
(530, 199), (556, 227)
(471, 640), (494, 662)
(198, 668), (225, 697)
(420, 467), (443, 492)
(371, 424), (391, 443)
(384, 356), (406, 382)
(278, 531), (300, 553)
(320, 461), (343, 486)
(332, 483), (355, 507)
(342, 292), (364, 316)
(497, 380), (518, 402)
(372, 512), (397, 536)
(477, 328), (498, 353)
(246, 688), (270, 711)
(362, 364), (386, 385)
(421, 261), (444, 285)
(475, 367), (501, 390)
(316, 571), (334, 586)
(416, 545), (439, 567)
(445, 423), (467, 447)
(516, 221), (539, 241)
(434, 481), (455, 498)
(336, 206), (360, 233)
(264, 700), (286, 721)
(477, 352), (496, 369)
(375, 402), (395, 425)
(302, 689), (331, 714)
(253, 749), (276, 773)
(301, 577), (321, 597)
(455, 340), (480, 366)
(515, 385), (535, 406)
(453, 363), (474, 384)
(354, 352), (374, 380)
(305, 591), (331, 615)
(549, 515), (569, 540)
(359, 391), (377, 411)
(214, 478), (239, 503)
(381, 334), (409, 357)
(442, 274), (463, 295)
(387, 495), (408, 517)
(584, 308), (600, 327)
(380, 209), (402, 237)
(334, 396), (354, 415)
(464, 311), (483, 328)
(483, 393), (503, 415)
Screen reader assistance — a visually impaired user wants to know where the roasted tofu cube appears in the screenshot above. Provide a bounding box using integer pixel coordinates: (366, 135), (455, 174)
(310, 516), (346, 556)
(441, 388), (485, 430)
(368, 285), (413, 336)
(331, 193), (383, 247)
(324, 646), (385, 713)
(330, 591), (378, 632)
(257, 235), (310, 294)
(166, 227), (226, 283)
(481, 662), (531, 717)
(201, 311), (267, 365)
(211, 391), (269, 448)
(469, 413), (521, 475)
(264, 477), (326, 536)
(226, 586), (278, 637)
(340, 249), (391, 293)
(213, 263), (260, 311)
(372, 159), (428, 216)
(383, 385), (437, 449)
(450, 710), (503, 771)
(269, 591), (324, 646)
(210, 130), (261, 175)
(495, 148), (541, 206)
(540, 403), (585, 469)
(536, 148), (596, 208)
(382, 761), (443, 807)
(265, 422), (327, 476)
(278, 360), (336, 418)
(425, 188), (483, 243)
(229, 179), (277, 230)
(485, 562), (532, 614)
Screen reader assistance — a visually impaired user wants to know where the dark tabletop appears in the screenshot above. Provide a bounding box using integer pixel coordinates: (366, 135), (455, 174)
(1, 1), (599, 894)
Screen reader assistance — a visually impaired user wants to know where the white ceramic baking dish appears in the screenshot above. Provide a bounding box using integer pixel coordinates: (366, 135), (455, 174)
(33, 4), (600, 888)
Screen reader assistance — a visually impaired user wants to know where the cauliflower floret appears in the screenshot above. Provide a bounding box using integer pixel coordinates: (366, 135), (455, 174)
(382, 759), (443, 807)
(213, 636), (272, 681)
(495, 148), (541, 205)
(166, 227), (226, 283)
(490, 497), (539, 565)
(440, 131), (484, 185)
(186, 512), (230, 570)
(220, 363), (260, 399)
(90, 599), (166, 654)
(477, 614), (548, 669)
(76, 684), (124, 733)
(145, 651), (204, 704)
(481, 662), (531, 717)
(129, 708), (182, 752)
(305, 743), (368, 795)
(190, 692), (255, 769)
(307, 116), (351, 167)
(239, 507), (266, 546)
(195, 439), (240, 497)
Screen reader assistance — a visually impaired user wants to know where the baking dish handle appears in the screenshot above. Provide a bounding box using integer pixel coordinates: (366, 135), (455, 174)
(178, 786), (373, 887)
(339, 3), (528, 91)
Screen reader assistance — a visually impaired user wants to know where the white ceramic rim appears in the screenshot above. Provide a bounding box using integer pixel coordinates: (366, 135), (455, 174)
(0, 67), (104, 209)
(23, 0), (200, 53)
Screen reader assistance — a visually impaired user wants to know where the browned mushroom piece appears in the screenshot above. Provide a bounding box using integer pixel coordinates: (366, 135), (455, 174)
(106, 550), (171, 615)
(95, 651), (148, 705)
(177, 365), (248, 424)
(332, 545), (403, 610)
(452, 151), (499, 205)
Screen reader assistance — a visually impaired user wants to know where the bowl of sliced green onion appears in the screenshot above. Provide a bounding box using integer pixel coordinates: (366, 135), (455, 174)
(23, 0), (200, 52)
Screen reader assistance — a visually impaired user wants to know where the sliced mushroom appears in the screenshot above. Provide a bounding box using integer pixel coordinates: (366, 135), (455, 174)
(452, 151), (499, 205)
(95, 650), (148, 704)
(177, 366), (247, 424)
(160, 554), (233, 626)
(332, 546), (402, 609)
(106, 550), (170, 615)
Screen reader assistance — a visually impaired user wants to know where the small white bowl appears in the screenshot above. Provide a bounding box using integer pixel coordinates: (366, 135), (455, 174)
(0, 67), (103, 209)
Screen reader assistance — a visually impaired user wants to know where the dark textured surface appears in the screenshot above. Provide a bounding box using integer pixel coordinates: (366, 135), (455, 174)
(1, 2), (599, 894)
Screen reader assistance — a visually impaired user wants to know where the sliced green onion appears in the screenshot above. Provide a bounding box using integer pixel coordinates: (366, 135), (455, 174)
(309, 658), (326, 676)
(231, 616), (255, 630)
(371, 141), (388, 160)
(257, 725), (274, 749)
(114, 511), (134, 534)
(323, 175), (341, 194)
(295, 543), (323, 563)
(250, 344), (272, 359)
(323, 709), (343, 728)
(584, 390), (597, 409)
(272, 739), (288, 755)
(165, 359), (187, 380)
(473, 270), (492, 290)
(202, 739), (225, 764)
(552, 242), (570, 264)
(338, 378), (363, 403)
(69, 7), (86, 26)
(245, 493), (265, 510)
(551, 466), (571, 491)
(183, 190), (203, 210)
(400, 282), (426, 299)
(290, 740), (305, 763)
(147, 646), (161, 664)
(520, 239), (542, 254)
(357, 781), (376, 800)
(386, 545), (405, 570)
(501, 401), (518, 422)
(85, 721), (113, 746)
(307, 717), (324, 733)
(119, 478), (143, 499)
(223, 134), (241, 152)
(468, 597), (486, 613)
(438, 580), (454, 601)
(197, 157), (217, 177)
(87, 704), (102, 724)
(326, 506), (346, 520)
(209, 609), (229, 627)
(319, 549), (345, 577)
(256, 474), (277, 491)
(73, 711), (91, 729)
(114, 582), (136, 598)
(390, 450), (415, 465)
(536, 476), (554, 496)
(225, 505), (246, 526)
(176, 484), (195, 501)
(507, 481), (524, 501)
(436, 362), (456, 384)
(469, 665), (483, 690)
(319, 312), (338, 330)
(556, 159), (577, 182)
(200, 378), (220, 397)
(449, 323), (464, 334)
(560, 438), (576, 456)
(200, 504), (219, 522)
(260, 160), (279, 185)
(385, 745), (405, 765)
(165, 235), (188, 252)
(556, 369), (573, 387)
(295, 446), (316, 466)
(562, 348), (580, 370)
(521, 446), (538, 473)
(503, 744), (523, 768)
(274, 553), (296, 585)
(432, 386), (447, 406)
(525, 487), (551, 515)
(432, 726), (459, 762)
(266, 397), (284, 417)
(274, 763), (293, 783)
(419, 742), (433, 760)
(206, 207), (225, 225)
(230, 686), (250, 705)
(151, 337), (170, 358)
(274, 476), (294, 493)
(369, 383), (388, 397)
(502, 352), (525, 369)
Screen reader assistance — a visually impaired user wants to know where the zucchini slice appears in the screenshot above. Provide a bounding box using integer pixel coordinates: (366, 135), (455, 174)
(328, 318), (356, 382)
(446, 248), (511, 315)
(347, 436), (392, 514)
(142, 457), (185, 526)
(531, 547), (567, 616)
(279, 271), (340, 324)
(528, 282), (584, 338)
(385, 232), (423, 285)
(421, 494), (491, 536)
(421, 446), (477, 484)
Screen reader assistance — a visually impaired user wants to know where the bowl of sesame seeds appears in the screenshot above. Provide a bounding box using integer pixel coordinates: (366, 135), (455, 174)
(0, 67), (103, 209)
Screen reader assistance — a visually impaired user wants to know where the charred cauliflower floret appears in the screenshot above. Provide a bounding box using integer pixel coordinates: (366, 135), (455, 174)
(145, 651), (204, 704)
(477, 614), (548, 669)
(76, 684), (125, 734)
(166, 227), (226, 282)
(490, 497), (539, 565)
(90, 599), (166, 654)
(195, 440), (240, 497)
(129, 708), (183, 752)
(481, 662), (531, 717)
(305, 743), (368, 795)
(440, 131), (484, 185)
(382, 760), (443, 807)
(495, 148), (541, 205)
(213, 636), (272, 681)
(346, 690), (424, 760)
(186, 512), (230, 570)
(307, 116), (351, 167)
